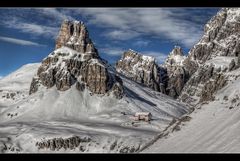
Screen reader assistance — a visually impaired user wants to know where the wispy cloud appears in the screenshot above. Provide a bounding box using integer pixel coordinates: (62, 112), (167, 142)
(99, 47), (124, 56)
(3, 18), (59, 39)
(104, 30), (139, 41)
(133, 40), (151, 47)
(76, 8), (218, 48)
(0, 36), (45, 46)
(36, 8), (75, 23)
(0, 8), (77, 40)
(0, 8), (218, 48)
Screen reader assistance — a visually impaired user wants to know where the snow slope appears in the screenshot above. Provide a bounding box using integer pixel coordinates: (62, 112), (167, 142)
(0, 63), (40, 107)
(143, 67), (240, 153)
(0, 63), (190, 153)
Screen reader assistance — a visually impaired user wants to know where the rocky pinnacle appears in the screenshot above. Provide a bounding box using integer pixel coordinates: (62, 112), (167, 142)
(29, 20), (124, 99)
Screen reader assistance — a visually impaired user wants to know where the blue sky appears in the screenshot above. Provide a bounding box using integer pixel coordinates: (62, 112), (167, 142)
(0, 8), (219, 78)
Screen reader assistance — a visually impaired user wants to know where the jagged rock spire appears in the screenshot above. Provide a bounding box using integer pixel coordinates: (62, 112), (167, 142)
(164, 46), (185, 66)
(29, 20), (124, 99)
(116, 49), (167, 93)
(55, 20), (99, 60)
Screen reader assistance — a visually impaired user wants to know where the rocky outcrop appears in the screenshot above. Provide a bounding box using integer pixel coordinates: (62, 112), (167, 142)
(29, 20), (124, 99)
(55, 20), (99, 60)
(115, 9), (240, 103)
(162, 46), (188, 98)
(164, 46), (186, 66)
(115, 47), (188, 98)
(180, 63), (228, 105)
(36, 136), (91, 151)
(177, 8), (240, 105)
(116, 49), (167, 93)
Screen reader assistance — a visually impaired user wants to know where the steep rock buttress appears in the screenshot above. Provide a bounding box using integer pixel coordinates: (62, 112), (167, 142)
(29, 20), (124, 99)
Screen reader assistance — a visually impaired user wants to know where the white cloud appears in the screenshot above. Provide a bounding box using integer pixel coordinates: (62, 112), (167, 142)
(36, 8), (75, 24)
(3, 18), (59, 39)
(1, 8), (76, 39)
(76, 8), (205, 48)
(0, 76), (2, 79)
(0, 36), (45, 46)
(104, 30), (139, 40)
(99, 47), (124, 56)
(0, 8), (215, 48)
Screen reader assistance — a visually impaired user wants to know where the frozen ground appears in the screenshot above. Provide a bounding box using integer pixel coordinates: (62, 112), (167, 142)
(0, 63), (190, 153)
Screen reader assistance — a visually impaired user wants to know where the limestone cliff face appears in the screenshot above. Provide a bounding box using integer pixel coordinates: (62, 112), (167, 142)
(162, 46), (188, 98)
(179, 8), (240, 105)
(115, 47), (188, 99)
(29, 20), (124, 99)
(116, 49), (167, 94)
(115, 8), (240, 103)
(55, 20), (99, 60)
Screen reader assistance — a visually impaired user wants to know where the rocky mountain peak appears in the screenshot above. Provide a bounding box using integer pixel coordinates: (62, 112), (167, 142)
(29, 20), (124, 99)
(123, 49), (156, 63)
(187, 8), (240, 63)
(159, 46), (188, 98)
(164, 46), (186, 66)
(116, 49), (167, 93)
(171, 46), (184, 56)
(179, 8), (240, 105)
(55, 20), (99, 61)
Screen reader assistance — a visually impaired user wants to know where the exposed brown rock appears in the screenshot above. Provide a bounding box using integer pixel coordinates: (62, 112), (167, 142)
(55, 20), (99, 60)
(29, 20), (124, 98)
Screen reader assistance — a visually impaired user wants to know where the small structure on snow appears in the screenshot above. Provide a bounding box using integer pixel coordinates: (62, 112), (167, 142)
(131, 112), (152, 122)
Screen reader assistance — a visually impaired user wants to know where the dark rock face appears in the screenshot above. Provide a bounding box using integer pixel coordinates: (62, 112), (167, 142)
(179, 64), (228, 105)
(29, 20), (124, 99)
(229, 59), (236, 71)
(162, 46), (188, 98)
(36, 136), (91, 151)
(79, 61), (112, 94)
(116, 49), (167, 93)
(29, 77), (40, 95)
(165, 66), (188, 98)
(200, 73), (227, 102)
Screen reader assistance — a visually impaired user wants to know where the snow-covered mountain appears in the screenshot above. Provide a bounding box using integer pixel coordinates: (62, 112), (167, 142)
(0, 63), (40, 108)
(116, 49), (167, 93)
(30, 20), (123, 98)
(142, 8), (240, 152)
(116, 47), (188, 99)
(2, 7), (240, 153)
(0, 20), (191, 153)
(179, 8), (240, 106)
(143, 67), (240, 152)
